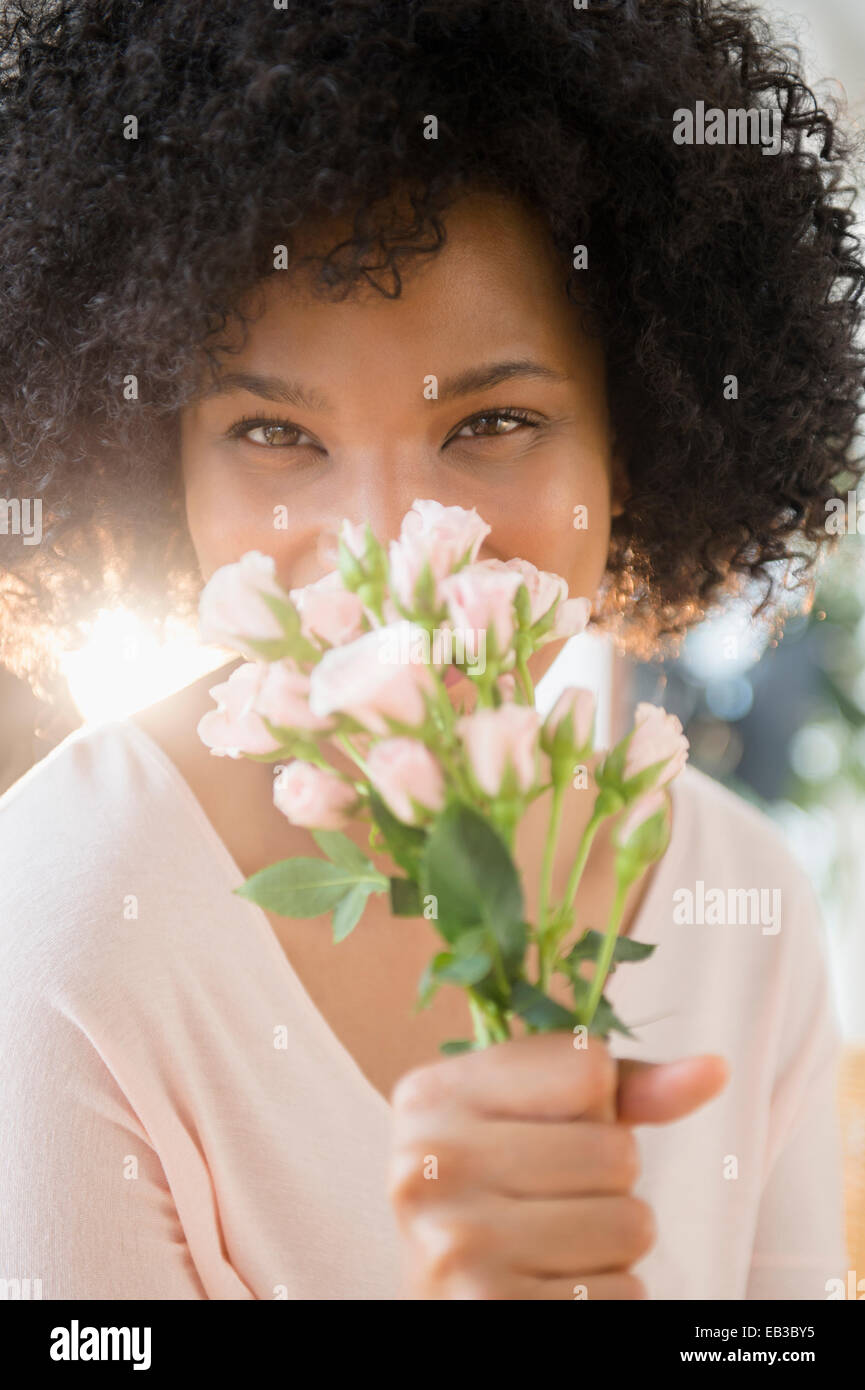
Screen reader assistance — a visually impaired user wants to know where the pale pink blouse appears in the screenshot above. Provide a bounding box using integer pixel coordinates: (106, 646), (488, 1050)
(0, 718), (849, 1299)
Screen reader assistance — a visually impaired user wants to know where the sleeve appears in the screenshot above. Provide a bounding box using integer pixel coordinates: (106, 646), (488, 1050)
(745, 871), (850, 1300)
(0, 983), (208, 1301)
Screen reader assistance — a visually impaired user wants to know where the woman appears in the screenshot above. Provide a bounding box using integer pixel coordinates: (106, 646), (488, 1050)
(0, 0), (860, 1300)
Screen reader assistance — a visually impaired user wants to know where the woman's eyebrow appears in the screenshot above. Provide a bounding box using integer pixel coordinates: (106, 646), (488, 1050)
(199, 371), (333, 412)
(198, 359), (569, 411)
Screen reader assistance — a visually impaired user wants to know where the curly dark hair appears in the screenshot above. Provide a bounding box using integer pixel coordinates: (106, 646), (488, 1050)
(0, 0), (863, 694)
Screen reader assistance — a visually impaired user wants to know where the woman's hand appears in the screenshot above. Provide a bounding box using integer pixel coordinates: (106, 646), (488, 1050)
(387, 1031), (729, 1300)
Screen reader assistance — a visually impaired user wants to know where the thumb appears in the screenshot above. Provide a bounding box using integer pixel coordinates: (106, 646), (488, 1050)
(616, 1054), (730, 1124)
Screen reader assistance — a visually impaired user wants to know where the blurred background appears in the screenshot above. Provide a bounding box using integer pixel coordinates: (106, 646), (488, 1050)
(1, 0), (863, 1278)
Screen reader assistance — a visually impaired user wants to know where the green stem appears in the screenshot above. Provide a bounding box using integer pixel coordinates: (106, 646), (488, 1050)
(468, 994), (491, 1048)
(489, 800), (520, 850)
(468, 992), (511, 1047)
(336, 733), (371, 779)
(562, 809), (603, 911)
(581, 870), (631, 1029)
(537, 781), (566, 990)
(431, 669), (457, 731)
(517, 654), (535, 705)
(470, 667), (497, 708)
(482, 999), (512, 1043)
(433, 735), (478, 806)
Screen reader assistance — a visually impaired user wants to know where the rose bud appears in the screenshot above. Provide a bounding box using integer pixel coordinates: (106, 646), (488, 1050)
(198, 551), (291, 656)
(457, 703), (541, 797)
(388, 498), (491, 609)
(537, 595), (592, 645)
(541, 687), (595, 755)
(198, 662), (334, 758)
(308, 620), (437, 734)
(439, 564), (524, 658)
(624, 703), (689, 791)
(366, 738), (446, 825)
(273, 761), (359, 830)
(289, 571), (367, 647)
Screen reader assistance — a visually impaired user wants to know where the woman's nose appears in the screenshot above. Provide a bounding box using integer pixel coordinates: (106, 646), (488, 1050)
(314, 469), (430, 568)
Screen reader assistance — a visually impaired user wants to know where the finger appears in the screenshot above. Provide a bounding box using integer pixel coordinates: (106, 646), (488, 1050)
(391, 1030), (617, 1122)
(524, 1271), (647, 1300)
(464, 1192), (655, 1276)
(617, 1054), (730, 1125)
(391, 1115), (640, 1197)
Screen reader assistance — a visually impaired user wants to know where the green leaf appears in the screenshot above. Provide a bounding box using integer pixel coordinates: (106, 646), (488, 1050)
(421, 803), (525, 969)
(413, 557), (438, 615)
(416, 946), (493, 1010)
(608, 935), (655, 964)
(332, 884), (374, 942)
(368, 790), (427, 875)
(564, 929), (656, 970)
(389, 876), (423, 916)
(452, 926), (491, 958)
(417, 951), (453, 1009)
(235, 857), (386, 917)
(260, 721), (326, 763)
(338, 536), (366, 590)
(586, 994), (636, 1040)
(436, 952), (493, 986)
(258, 591), (302, 636)
(514, 580), (532, 629)
(311, 829), (373, 873)
(615, 804), (670, 865)
(244, 746), (298, 763)
(439, 1039), (477, 1055)
(242, 636), (297, 662)
(509, 980), (577, 1031)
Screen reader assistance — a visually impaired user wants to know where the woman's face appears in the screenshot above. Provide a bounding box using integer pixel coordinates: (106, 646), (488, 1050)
(180, 189), (625, 685)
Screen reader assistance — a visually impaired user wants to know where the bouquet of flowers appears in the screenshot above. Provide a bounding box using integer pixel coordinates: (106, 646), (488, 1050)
(196, 500), (688, 1053)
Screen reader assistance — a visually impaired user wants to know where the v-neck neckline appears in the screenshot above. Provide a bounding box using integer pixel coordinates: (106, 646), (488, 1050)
(117, 716), (392, 1117)
(112, 714), (682, 1110)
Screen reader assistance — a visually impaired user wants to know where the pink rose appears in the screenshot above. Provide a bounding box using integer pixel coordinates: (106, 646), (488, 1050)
(289, 570), (366, 647)
(616, 788), (667, 847)
(366, 738), (446, 825)
(308, 620), (436, 734)
(388, 498), (490, 608)
(482, 557), (567, 624)
(538, 595), (592, 645)
(624, 703), (689, 788)
(273, 761), (358, 830)
(543, 687), (595, 750)
(339, 518), (368, 560)
(253, 662), (334, 733)
(457, 704), (541, 796)
(197, 663), (284, 758)
(197, 661), (332, 757)
(198, 552), (290, 655)
(439, 564), (524, 655)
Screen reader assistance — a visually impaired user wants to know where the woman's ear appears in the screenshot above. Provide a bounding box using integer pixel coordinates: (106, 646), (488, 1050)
(609, 439), (630, 519)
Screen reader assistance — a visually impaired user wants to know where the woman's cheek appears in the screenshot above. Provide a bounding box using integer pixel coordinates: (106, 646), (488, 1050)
(183, 460), (288, 581)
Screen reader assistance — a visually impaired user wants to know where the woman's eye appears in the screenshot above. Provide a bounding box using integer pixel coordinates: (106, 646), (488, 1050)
(226, 407), (541, 451)
(228, 417), (311, 448)
(450, 409), (540, 441)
